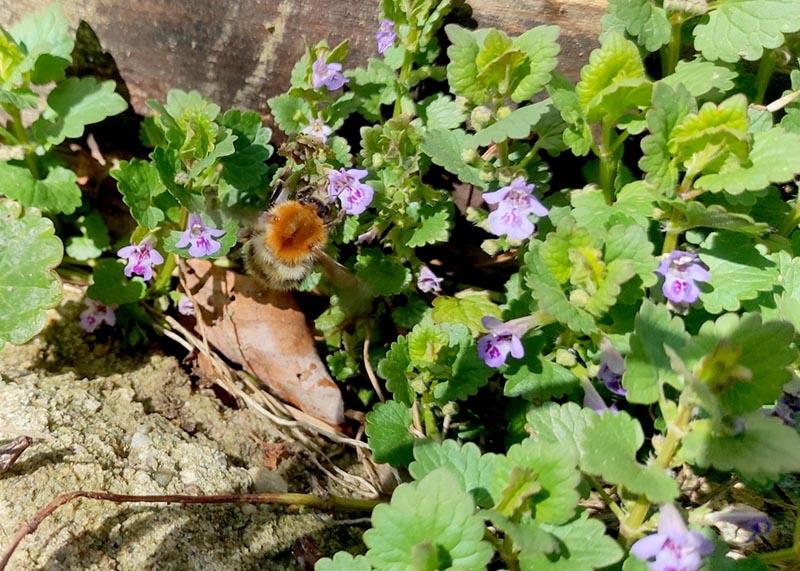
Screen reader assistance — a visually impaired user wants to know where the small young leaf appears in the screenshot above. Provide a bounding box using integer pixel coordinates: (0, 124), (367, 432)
(366, 400), (416, 467)
(315, 552), (371, 571)
(10, 3), (73, 84)
(406, 208), (452, 247)
(469, 100), (550, 147)
(267, 93), (312, 135)
(431, 291), (502, 336)
(510, 25), (561, 102)
(580, 411), (679, 503)
(377, 336), (414, 406)
(693, 0), (800, 63)
(445, 25), (484, 104)
(0, 162), (82, 215)
(364, 469), (494, 570)
(86, 259), (146, 306)
(603, 0), (670, 52)
(0, 200), (62, 347)
(422, 95), (466, 130)
(659, 58), (737, 98)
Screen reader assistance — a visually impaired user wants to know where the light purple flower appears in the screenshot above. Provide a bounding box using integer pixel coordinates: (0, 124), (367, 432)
(312, 56), (348, 91)
(376, 19), (397, 54)
(79, 298), (116, 333)
(417, 266), (443, 294)
(177, 296), (196, 317)
(657, 250), (709, 306)
(582, 380), (617, 414)
(483, 177), (548, 241)
(356, 227), (378, 244)
(327, 168), (374, 215)
(301, 118), (332, 143)
(117, 237), (164, 281)
(706, 505), (772, 544)
(176, 214), (226, 258)
(632, 504), (714, 571)
(598, 340), (626, 396)
(477, 316), (528, 368)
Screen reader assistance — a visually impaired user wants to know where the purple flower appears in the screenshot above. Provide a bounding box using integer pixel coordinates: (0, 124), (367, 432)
(327, 168), (374, 215)
(79, 298), (116, 333)
(483, 177), (548, 241)
(632, 504), (714, 571)
(375, 19), (397, 54)
(706, 505), (772, 544)
(176, 214), (226, 258)
(477, 316), (528, 368)
(598, 341), (626, 396)
(582, 380), (617, 414)
(312, 56), (348, 91)
(177, 296), (196, 317)
(356, 227), (378, 244)
(301, 118), (332, 143)
(417, 266), (443, 293)
(117, 237), (164, 281)
(657, 250), (709, 306)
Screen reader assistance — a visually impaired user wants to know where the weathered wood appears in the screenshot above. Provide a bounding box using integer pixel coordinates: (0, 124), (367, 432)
(0, 0), (605, 115)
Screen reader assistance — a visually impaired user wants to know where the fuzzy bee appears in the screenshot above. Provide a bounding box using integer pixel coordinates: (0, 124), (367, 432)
(242, 198), (328, 290)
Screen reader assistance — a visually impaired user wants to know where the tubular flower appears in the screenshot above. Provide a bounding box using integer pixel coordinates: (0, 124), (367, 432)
(79, 298), (116, 333)
(477, 316), (532, 368)
(327, 168), (374, 215)
(117, 237), (164, 281)
(417, 265), (443, 293)
(656, 250), (709, 306)
(632, 504), (714, 571)
(375, 19), (397, 54)
(176, 214), (226, 258)
(482, 177), (548, 241)
(312, 56), (348, 91)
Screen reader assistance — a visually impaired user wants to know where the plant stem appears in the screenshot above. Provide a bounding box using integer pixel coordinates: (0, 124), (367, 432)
(153, 249), (178, 292)
(6, 106), (40, 179)
(393, 51), (414, 117)
(664, 17), (683, 77)
(754, 49), (776, 105)
(621, 397), (693, 540)
(779, 199), (800, 236)
(598, 120), (616, 204)
(421, 391), (440, 440)
(0, 489), (381, 570)
(517, 140), (543, 170)
(586, 475), (626, 523)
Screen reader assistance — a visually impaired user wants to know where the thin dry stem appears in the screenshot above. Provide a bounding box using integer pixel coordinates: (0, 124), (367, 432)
(363, 332), (386, 402)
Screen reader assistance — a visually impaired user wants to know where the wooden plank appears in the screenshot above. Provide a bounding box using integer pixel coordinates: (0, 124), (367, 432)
(0, 0), (605, 115)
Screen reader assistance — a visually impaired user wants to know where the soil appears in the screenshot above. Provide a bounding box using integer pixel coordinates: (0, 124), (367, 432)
(0, 296), (365, 570)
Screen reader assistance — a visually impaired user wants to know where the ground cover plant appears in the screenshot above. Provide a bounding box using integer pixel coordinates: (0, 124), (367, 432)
(2, 0), (800, 569)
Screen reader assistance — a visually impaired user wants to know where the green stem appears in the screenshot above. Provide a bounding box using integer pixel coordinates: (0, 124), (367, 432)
(393, 51), (414, 117)
(421, 391), (440, 440)
(754, 49), (776, 105)
(517, 140), (543, 170)
(779, 199), (800, 236)
(598, 120), (615, 205)
(153, 250), (178, 292)
(661, 226), (679, 255)
(497, 140), (510, 168)
(664, 17), (683, 77)
(755, 546), (799, 565)
(621, 397), (693, 541)
(586, 475), (626, 523)
(6, 106), (40, 179)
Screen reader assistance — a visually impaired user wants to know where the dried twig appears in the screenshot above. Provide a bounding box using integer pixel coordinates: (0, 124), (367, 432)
(363, 332), (385, 403)
(0, 489), (380, 570)
(0, 437), (33, 472)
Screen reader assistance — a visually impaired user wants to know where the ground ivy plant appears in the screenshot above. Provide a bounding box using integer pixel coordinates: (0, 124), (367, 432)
(3, 0), (800, 570)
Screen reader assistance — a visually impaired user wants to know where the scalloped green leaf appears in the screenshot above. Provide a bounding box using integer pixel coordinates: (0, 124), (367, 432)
(659, 58), (737, 97)
(111, 159), (174, 229)
(420, 128), (486, 188)
(603, 0), (670, 52)
(494, 439), (580, 524)
(410, 440), (498, 508)
(315, 552), (371, 571)
(682, 414), (800, 479)
(504, 350), (579, 400)
(267, 93), (311, 135)
(66, 211), (110, 261)
(445, 25), (484, 104)
(366, 400), (415, 467)
(434, 324), (493, 403)
(0, 200), (62, 347)
(662, 200), (769, 235)
(377, 336), (414, 406)
(32, 77), (127, 148)
(693, 0), (800, 63)
(86, 259), (146, 306)
(422, 94), (466, 130)
(523, 513), (624, 570)
(604, 224), (658, 288)
(431, 290), (501, 336)
(698, 232), (778, 314)
(0, 162), (81, 215)
(355, 247), (411, 296)
(469, 100), (550, 147)
(406, 208), (451, 247)
(696, 128), (800, 194)
(580, 411), (679, 503)
(623, 300), (690, 404)
(364, 468), (494, 571)
(510, 25), (561, 102)
(525, 402), (594, 462)
(10, 3), (73, 85)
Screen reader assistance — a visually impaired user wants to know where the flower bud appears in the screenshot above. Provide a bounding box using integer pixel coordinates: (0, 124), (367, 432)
(461, 148), (478, 163)
(496, 106), (512, 120)
(470, 106), (492, 129)
(371, 153), (384, 168)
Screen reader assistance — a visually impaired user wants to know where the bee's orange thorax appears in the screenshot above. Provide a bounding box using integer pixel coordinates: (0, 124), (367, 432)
(264, 201), (326, 265)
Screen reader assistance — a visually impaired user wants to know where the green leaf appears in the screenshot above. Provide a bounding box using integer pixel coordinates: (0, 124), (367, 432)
(604, 0), (671, 51)
(580, 411), (679, 503)
(267, 93), (311, 135)
(10, 3), (73, 84)
(366, 400), (416, 467)
(445, 25), (483, 104)
(355, 248), (411, 296)
(604, 223), (658, 288)
(420, 128), (486, 188)
(504, 351), (579, 400)
(693, 0), (800, 63)
(406, 208), (451, 247)
(431, 290), (501, 336)
(575, 32), (651, 123)
(377, 336), (415, 406)
(364, 468), (494, 571)
(164, 217), (238, 260)
(0, 200), (62, 347)
(662, 200), (769, 235)
(111, 159), (173, 229)
(682, 414), (800, 479)
(698, 232), (778, 314)
(548, 76), (592, 156)
(0, 162), (81, 215)
(435, 324), (493, 402)
(523, 513), (624, 570)
(696, 128), (800, 194)
(659, 58), (737, 97)
(639, 82), (695, 195)
(219, 108), (272, 207)
(623, 300), (690, 403)
(493, 439), (580, 524)
(469, 100), (550, 147)
(32, 77), (128, 148)
(570, 184), (654, 234)
(510, 25), (561, 102)
(482, 513), (557, 562)
(86, 259), (146, 306)
(315, 552), (371, 571)
(422, 95), (466, 130)
(525, 402), (594, 462)
(66, 211), (110, 261)
(410, 440), (498, 508)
